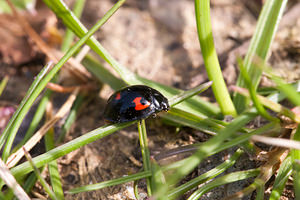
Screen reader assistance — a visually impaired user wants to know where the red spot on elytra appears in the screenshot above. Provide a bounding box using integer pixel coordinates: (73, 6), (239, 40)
(133, 97), (150, 111)
(115, 93), (121, 100)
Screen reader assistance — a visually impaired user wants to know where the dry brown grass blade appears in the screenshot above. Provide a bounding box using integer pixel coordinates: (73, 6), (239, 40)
(0, 159), (31, 200)
(6, 88), (79, 168)
(5, 0), (92, 82)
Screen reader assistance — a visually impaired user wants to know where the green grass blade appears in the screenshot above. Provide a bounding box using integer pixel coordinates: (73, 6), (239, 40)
(233, 86), (300, 123)
(238, 58), (278, 122)
(61, 0), (86, 52)
(187, 169), (260, 200)
(269, 155), (292, 200)
(0, 75), (9, 96)
(137, 120), (152, 195)
(267, 81), (300, 103)
(0, 191), (5, 199)
(150, 160), (167, 200)
(234, 0), (288, 112)
(45, 129), (64, 199)
(67, 171), (151, 194)
(167, 149), (244, 199)
(255, 182), (265, 200)
(195, 0), (236, 116)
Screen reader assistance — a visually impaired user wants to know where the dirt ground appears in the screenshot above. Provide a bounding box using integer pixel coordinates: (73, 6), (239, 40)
(1, 0), (300, 199)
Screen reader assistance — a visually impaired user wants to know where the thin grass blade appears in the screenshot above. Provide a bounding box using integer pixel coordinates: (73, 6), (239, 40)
(67, 171), (151, 194)
(269, 155), (292, 200)
(45, 129), (64, 199)
(234, 0), (288, 112)
(137, 119), (152, 195)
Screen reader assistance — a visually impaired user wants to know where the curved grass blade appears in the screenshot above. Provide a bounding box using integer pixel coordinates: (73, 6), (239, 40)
(238, 58), (279, 122)
(234, 0), (288, 112)
(233, 86), (300, 123)
(9, 71), (214, 179)
(195, 0), (236, 116)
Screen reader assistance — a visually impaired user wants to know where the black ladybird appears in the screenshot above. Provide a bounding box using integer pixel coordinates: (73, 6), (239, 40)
(103, 85), (169, 123)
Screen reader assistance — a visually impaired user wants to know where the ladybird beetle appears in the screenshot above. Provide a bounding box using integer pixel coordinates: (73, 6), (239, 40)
(103, 85), (169, 123)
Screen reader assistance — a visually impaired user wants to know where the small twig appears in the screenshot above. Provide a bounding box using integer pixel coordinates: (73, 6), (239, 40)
(0, 158), (30, 200)
(6, 89), (79, 168)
